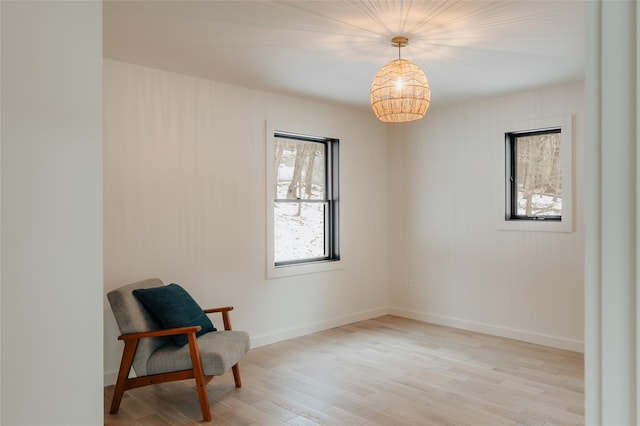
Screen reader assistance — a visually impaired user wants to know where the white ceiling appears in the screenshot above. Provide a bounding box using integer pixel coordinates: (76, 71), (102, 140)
(103, 0), (585, 111)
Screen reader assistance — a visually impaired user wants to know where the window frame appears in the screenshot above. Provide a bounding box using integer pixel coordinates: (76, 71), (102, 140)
(506, 127), (562, 222)
(266, 123), (342, 278)
(498, 115), (574, 233)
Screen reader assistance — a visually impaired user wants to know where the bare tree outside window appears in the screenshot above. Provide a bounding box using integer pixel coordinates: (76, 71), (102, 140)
(273, 134), (338, 265)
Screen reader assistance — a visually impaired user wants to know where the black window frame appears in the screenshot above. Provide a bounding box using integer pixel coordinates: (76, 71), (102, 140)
(273, 131), (340, 267)
(505, 127), (562, 222)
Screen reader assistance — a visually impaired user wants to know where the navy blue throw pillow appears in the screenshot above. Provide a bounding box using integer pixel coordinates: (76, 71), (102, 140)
(133, 283), (216, 347)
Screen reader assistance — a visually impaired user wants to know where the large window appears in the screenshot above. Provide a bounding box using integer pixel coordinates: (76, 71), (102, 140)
(272, 131), (339, 267)
(506, 128), (562, 221)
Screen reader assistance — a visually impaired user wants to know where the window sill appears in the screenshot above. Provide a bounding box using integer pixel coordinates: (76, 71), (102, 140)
(498, 219), (572, 233)
(266, 258), (344, 279)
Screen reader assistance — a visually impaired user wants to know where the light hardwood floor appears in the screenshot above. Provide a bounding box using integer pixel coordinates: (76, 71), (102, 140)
(104, 315), (584, 425)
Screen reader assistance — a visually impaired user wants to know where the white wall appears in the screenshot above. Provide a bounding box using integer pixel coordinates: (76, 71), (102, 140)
(1, 1), (103, 425)
(103, 60), (390, 383)
(103, 59), (586, 385)
(388, 83), (584, 351)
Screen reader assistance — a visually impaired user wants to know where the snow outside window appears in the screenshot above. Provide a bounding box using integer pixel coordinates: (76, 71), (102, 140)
(269, 131), (340, 272)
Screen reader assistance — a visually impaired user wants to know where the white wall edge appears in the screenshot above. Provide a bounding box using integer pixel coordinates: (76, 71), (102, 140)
(390, 307), (584, 353)
(103, 306), (390, 386)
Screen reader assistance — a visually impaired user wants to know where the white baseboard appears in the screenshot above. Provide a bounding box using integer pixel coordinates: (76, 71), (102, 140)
(104, 370), (120, 387)
(104, 306), (583, 385)
(389, 307), (584, 353)
(250, 306), (390, 348)
(103, 306), (390, 386)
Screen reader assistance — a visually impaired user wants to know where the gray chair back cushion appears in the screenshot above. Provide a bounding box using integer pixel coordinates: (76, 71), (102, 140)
(107, 278), (170, 376)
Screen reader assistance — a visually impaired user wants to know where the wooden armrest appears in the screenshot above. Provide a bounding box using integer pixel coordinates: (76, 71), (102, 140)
(203, 306), (234, 331)
(118, 326), (201, 341)
(203, 306), (234, 314)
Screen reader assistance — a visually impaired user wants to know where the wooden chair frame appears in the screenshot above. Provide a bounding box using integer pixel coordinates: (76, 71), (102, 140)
(109, 306), (241, 422)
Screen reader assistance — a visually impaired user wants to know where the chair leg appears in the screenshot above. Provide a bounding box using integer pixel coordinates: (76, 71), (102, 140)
(187, 334), (212, 422)
(110, 339), (139, 414)
(232, 363), (242, 388)
(194, 375), (211, 422)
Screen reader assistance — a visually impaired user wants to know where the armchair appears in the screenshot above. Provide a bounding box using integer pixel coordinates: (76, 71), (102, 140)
(107, 278), (250, 422)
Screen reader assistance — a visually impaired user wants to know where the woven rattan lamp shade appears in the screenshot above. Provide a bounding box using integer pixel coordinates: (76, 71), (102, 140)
(370, 37), (430, 123)
(370, 58), (430, 123)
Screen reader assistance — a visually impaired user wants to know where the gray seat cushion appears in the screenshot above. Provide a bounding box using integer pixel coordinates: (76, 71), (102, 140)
(147, 330), (250, 376)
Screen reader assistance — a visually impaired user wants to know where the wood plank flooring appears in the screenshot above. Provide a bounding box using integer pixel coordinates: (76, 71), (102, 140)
(104, 315), (584, 425)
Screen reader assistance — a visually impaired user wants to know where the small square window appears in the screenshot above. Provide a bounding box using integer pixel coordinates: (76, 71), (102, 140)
(500, 114), (573, 233)
(506, 128), (562, 221)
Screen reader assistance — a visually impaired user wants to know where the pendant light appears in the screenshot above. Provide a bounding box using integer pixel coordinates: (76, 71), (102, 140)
(370, 36), (430, 123)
